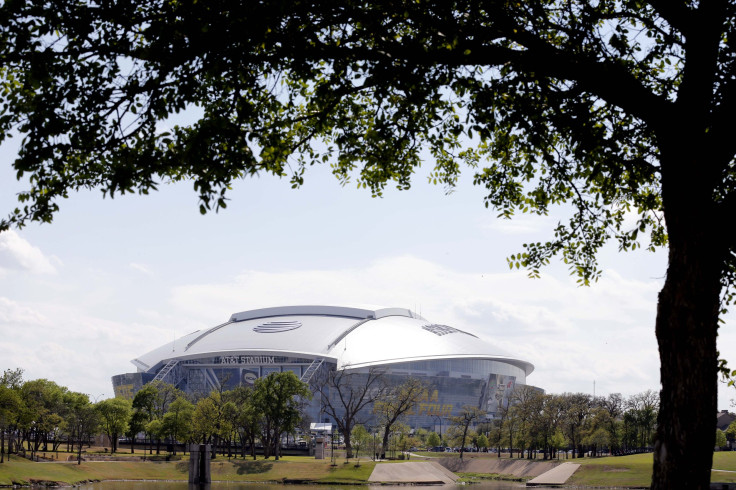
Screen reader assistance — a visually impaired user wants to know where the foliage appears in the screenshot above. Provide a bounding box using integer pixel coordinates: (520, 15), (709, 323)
(373, 377), (425, 458)
(252, 372), (311, 460)
(191, 394), (220, 445)
(350, 424), (370, 464)
(161, 396), (194, 454)
(448, 405), (485, 459)
(716, 429), (728, 449)
(427, 431), (441, 448)
(726, 420), (736, 443)
(95, 398), (132, 454)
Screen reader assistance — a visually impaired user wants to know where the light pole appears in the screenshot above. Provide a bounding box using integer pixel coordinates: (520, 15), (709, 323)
(432, 415), (443, 445)
(370, 426), (376, 461)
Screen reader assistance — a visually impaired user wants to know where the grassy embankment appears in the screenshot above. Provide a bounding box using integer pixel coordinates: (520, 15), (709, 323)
(0, 453), (375, 487)
(415, 450), (736, 488)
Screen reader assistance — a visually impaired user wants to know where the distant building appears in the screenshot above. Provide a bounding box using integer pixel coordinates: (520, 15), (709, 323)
(717, 409), (736, 431)
(112, 305), (541, 429)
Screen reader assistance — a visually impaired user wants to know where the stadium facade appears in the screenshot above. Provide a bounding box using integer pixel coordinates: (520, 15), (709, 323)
(112, 305), (538, 429)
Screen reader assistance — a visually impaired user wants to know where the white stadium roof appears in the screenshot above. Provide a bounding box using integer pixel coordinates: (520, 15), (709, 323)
(132, 305), (534, 376)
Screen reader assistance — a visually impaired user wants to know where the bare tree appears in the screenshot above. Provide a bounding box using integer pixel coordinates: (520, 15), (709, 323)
(449, 405), (486, 459)
(373, 378), (425, 459)
(311, 367), (386, 458)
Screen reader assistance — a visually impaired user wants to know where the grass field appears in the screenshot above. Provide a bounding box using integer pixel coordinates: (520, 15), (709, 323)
(0, 454), (376, 486)
(1, 450), (734, 487)
(568, 452), (736, 487)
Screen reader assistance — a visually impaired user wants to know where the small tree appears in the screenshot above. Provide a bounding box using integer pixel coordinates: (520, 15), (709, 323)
(427, 431), (441, 448)
(373, 378), (425, 459)
(448, 406), (486, 459)
(549, 429), (567, 460)
(726, 420), (736, 448)
(715, 429), (727, 450)
(475, 433), (489, 452)
(95, 398), (132, 454)
(0, 385), (21, 463)
(161, 397), (194, 455)
(191, 396), (219, 447)
(351, 424), (369, 465)
(125, 410), (146, 454)
(66, 393), (98, 465)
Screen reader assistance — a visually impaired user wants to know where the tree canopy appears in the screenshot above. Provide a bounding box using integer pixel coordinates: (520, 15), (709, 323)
(3, 0), (736, 487)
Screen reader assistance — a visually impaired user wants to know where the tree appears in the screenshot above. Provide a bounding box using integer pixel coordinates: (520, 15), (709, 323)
(132, 384), (158, 455)
(161, 396), (194, 455)
(95, 397), (132, 454)
(17, 379), (67, 458)
(726, 420), (736, 447)
(3, 2), (736, 487)
(311, 367), (386, 459)
(125, 410), (146, 454)
(475, 433), (489, 452)
(549, 429), (567, 460)
(373, 378), (425, 459)
(627, 390), (659, 450)
(449, 405), (486, 459)
(252, 372), (311, 460)
(350, 424), (370, 465)
(191, 395), (219, 447)
(599, 394), (624, 453)
(561, 393), (592, 459)
(131, 382), (183, 455)
(715, 429), (727, 449)
(65, 393), (98, 465)
(226, 386), (260, 460)
(508, 385), (540, 458)
(427, 431), (441, 448)
(0, 385), (21, 463)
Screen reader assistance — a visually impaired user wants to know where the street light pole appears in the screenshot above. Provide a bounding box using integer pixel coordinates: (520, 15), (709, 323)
(432, 415), (443, 445)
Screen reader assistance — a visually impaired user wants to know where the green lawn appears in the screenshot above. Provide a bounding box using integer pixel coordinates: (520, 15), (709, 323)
(569, 452), (736, 487)
(0, 454), (376, 486)
(2, 451), (734, 487)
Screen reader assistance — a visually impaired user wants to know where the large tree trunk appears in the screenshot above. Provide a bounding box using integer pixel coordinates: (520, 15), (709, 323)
(652, 236), (721, 489)
(651, 146), (725, 489)
(380, 429), (390, 459)
(344, 430), (353, 459)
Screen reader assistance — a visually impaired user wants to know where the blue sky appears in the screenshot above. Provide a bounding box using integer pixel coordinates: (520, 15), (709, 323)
(1, 137), (734, 410)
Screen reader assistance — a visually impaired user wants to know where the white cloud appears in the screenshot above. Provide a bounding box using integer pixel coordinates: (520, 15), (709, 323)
(482, 214), (557, 235)
(130, 262), (153, 275)
(0, 297), (173, 396)
(0, 231), (59, 274)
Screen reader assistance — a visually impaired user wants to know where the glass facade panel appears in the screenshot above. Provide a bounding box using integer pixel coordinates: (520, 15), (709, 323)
(137, 355), (533, 429)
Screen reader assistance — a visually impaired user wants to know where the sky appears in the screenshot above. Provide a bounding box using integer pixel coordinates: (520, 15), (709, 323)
(1, 136), (735, 410)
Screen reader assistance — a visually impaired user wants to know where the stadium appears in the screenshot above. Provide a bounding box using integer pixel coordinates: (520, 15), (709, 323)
(112, 305), (538, 429)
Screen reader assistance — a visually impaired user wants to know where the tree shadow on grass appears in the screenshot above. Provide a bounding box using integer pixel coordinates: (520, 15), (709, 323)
(233, 460), (274, 475)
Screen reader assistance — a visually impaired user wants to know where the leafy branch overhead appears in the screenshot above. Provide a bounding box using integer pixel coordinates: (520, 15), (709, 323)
(0, 0), (692, 283)
(4, 3), (736, 486)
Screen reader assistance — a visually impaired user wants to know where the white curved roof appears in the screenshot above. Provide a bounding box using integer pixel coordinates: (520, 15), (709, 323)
(133, 305), (534, 375)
